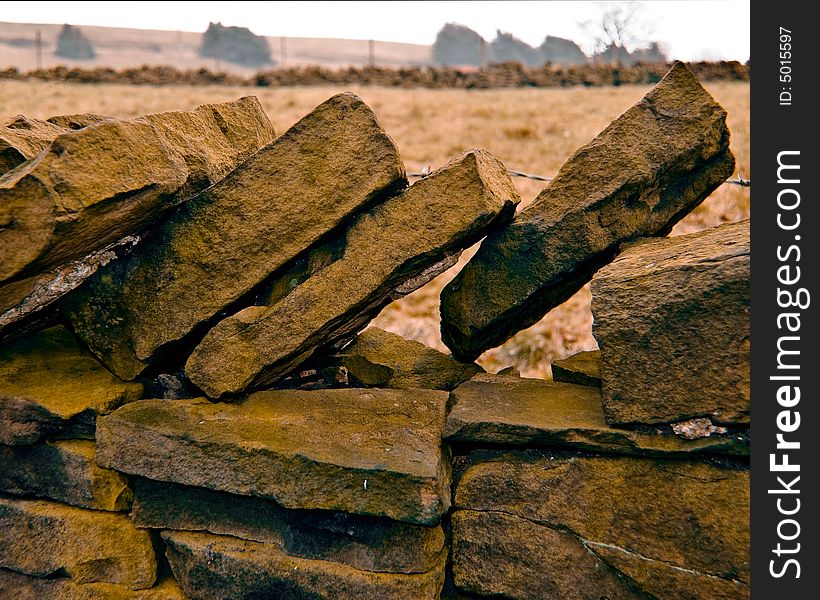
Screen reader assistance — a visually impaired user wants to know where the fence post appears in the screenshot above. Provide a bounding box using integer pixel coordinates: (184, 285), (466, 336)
(35, 29), (42, 71)
(368, 39), (375, 67)
(480, 38), (487, 68)
(280, 36), (287, 68)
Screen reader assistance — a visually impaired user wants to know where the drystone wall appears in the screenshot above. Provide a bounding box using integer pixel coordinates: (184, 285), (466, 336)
(0, 62), (749, 599)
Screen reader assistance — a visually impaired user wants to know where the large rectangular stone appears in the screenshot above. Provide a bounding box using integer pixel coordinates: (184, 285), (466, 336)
(97, 388), (451, 524)
(0, 496), (157, 589)
(452, 451), (749, 599)
(591, 220), (750, 425)
(185, 148), (518, 397)
(440, 62), (736, 360)
(163, 530), (446, 600)
(131, 476), (444, 574)
(444, 373), (747, 456)
(0, 440), (132, 511)
(65, 92), (406, 380)
(0, 326), (142, 445)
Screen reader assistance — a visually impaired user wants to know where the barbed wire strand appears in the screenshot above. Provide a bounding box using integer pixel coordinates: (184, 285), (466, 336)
(408, 168), (751, 187)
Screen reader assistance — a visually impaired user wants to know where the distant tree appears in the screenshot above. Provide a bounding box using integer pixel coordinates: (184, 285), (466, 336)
(55, 24), (95, 60)
(539, 36), (587, 66)
(433, 23), (486, 66)
(631, 41), (667, 63)
(199, 22), (273, 68)
(490, 30), (542, 67)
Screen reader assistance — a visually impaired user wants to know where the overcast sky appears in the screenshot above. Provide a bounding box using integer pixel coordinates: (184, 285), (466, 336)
(0, 1), (750, 61)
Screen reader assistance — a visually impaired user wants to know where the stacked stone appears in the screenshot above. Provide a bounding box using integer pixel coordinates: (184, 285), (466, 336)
(0, 62), (749, 599)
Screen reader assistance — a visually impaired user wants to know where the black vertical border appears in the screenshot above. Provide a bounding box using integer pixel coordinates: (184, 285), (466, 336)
(751, 1), (818, 596)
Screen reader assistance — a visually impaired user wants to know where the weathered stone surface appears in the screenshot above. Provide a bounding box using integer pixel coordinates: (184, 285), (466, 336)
(0, 571), (185, 600)
(454, 451), (749, 596)
(551, 349), (600, 386)
(444, 374), (748, 456)
(65, 92), (405, 380)
(0, 440), (132, 510)
(334, 327), (483, 390)
(440, 62), (736, 360)
(0, 326), (143, 445)
(186, 148), (518, 397)
(46, 113), (109, 130)
(0, 115), (66, 176)
(0, 496), (157, 589)
(163, 530), (446, 600)
(0, 96), (273, 284)
(97, 389), (451, 524)
(452, 509), (644, 599)
(592, 220), (750, 425)
(132, 476), (444, 574)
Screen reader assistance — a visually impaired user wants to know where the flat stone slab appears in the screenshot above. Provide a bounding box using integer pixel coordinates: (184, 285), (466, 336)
(185, 148), (518, 397)
(97, 388), (451, 524)
(334, 327), (483, 390)
(551, 350), (600, 386)
(163, 530), (446, 600)
(440, 62), (736, 360)
(132, 476), (444, 574)
(0, 570), (185, 600)
(0, 115), (67, 176)
(592, 220), (750, 425)
(0, 496), (157, 589)
(444, 374), (747, 456)
(65, 92), (405, 380)
(0, 439), (132, 511)
(452, 451), (749, 598)
(0, 326), (143, 445)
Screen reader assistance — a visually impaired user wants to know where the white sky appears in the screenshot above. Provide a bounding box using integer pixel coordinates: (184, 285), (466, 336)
(0, 1), (750, 61)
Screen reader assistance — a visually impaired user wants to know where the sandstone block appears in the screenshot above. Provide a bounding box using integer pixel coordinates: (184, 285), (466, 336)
(440, 62), (736, 360)
(551, 349), (600, 386)
(0, 115), (67, 176)
(65, 92), (405, 380)
(0, 570), (185, 600)
(186, 148), (517, 397)
(163, 530), (446, 600)
(0, 326), (142, 445)
(0, 496), (156, 589)
(97, 388), (451, 524)
(591, 220), (750, 425)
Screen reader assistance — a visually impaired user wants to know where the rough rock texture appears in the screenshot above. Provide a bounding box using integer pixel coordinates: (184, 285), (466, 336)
(452, 510), (644, 599)
(0, 496), (157, 589)
(132, 476), (444, 574)
(440, 62), (736, 360)
(453, 451), (749, 598)
(592, 220), (750, 425)
(186, 149), (518, 397)
(0, 571), (185, 600)
(97, 389), (451, 524)
(0, 96), (274, 285)
(444, 374), (747, 456)
(163, 530), (446, 600)
(0, 115), (67, 176)
(0, 326), (143, 445)
(65, 93), (405, 380)
(334, 327), (483, 390)
(551, 349), (600, 387)
(0, 440), (132, 510)
(46, 113), (109, 130)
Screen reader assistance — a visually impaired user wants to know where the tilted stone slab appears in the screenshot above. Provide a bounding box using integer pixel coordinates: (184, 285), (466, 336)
(551, 349), (601, 387)
(0, 326), (143, 445)
(0, 440), (132, 511)
(97, 389), (451, 524)
(0, 570), (185, 600)
(0, 496), (157, 589)
(591, 220), (750, 425)
(65, 92), (405, 380)
(333, 327), (483, 390)
(453, 451), (749, 597)
(132, 476), (444, 574)
(186, 148), (518, 397)
(444, 374), (747, 456)
(163, 531), (446, 600)
(440, 62), (736, 360)
(1, 96), (274, 284)
(0, 115), (67, 176)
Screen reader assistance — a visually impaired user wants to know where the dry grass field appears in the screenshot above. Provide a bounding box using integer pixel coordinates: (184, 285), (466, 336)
(0, 79), (750, 376)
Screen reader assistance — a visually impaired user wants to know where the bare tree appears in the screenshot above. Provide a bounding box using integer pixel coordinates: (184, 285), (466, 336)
(581, 2), (654, 54)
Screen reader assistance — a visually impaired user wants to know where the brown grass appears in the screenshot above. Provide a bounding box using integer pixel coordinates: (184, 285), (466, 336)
(0, 79), (750, 376)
